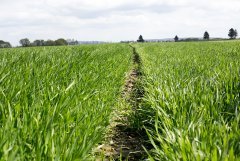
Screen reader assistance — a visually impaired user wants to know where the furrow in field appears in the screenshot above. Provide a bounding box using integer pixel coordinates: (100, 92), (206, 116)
(95, 45), (149, 161)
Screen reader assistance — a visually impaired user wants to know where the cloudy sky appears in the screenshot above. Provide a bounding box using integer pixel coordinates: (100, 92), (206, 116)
(0, 0), (239, 46)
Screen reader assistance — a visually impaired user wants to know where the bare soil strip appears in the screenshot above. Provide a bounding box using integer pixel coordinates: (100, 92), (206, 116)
(94, 45), (148, 160)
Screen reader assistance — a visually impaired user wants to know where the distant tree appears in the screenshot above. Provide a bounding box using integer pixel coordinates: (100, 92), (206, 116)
(55, 38), (68, 46)
(0, 40), (12, 48)
(234, 29), (238, 38)
(74, 40), (78, 45)
(203, 31), (210, 40)
(44, 40), (56, 46)
(228, 28), (235, 39)
(32, 40), (38, 46)
(174, 35), (179, 42)
(183, 38), (200, 42)
(228, 28), (237, 39)
(137, 35), (144, 42)
(19, 38), (30, 47)
(33, 40), (44, 46)
(40, 40), (44, 46)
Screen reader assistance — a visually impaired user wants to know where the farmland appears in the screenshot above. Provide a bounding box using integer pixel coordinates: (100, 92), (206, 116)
(0, 44), (132, 160)
(133, 41), (240, 160)
(0, 41), (240, 161)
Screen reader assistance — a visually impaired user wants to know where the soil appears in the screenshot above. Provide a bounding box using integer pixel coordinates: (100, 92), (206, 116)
(94, 45), (149, 161)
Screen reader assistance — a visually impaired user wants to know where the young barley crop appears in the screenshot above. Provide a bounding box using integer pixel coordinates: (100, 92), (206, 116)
(0, 44), (132, 160)
(134, 41), (240, 160)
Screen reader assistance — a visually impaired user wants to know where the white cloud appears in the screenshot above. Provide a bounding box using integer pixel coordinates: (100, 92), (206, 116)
(0, 0), (239, 46)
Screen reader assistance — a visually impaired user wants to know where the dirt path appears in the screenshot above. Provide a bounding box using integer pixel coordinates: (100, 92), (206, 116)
(94, 45), (148, 160)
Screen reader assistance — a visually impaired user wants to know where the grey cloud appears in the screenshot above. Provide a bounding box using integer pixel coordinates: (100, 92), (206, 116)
(0, 1), (177, 29)
(0, 17), (56, 28)
(51, 3), (176, 19)
(0, 0), (240, 46)
(113, 3), (176, 14)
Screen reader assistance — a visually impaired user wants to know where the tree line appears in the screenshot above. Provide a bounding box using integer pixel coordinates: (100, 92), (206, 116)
(137, 28), (238, 42)
(173, 28), (238, 42)
(19, 38), (68, 47)
(0, 40), (12, 48)
(0, 28), (239, 48)
(0, 38), (70, 48)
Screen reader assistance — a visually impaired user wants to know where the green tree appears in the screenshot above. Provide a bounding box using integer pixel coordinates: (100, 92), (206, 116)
(228, 28), (237, 39)
(0, 40), (12, 48)
(44, 40), (56, 46)
(55, 38), (68, 46)
(174, 35), (179, 42)
(137, 35), (144, 42)
(234, 29), (238, 38)
(33, 40), (44, 46)
(203, 31), (210, 40)
(19, 38), (30, 47)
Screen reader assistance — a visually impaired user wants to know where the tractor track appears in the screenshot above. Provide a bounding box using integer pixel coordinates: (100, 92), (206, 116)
(94, 45), (149, 161)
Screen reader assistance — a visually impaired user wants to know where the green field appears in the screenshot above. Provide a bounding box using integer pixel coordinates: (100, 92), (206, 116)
(0, 44), (132, 160)
(0, 41), (239, 160)
(134, 41), (240, 160)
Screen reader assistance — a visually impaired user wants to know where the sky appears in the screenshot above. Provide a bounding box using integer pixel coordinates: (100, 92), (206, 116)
(0, 0), (240, 46)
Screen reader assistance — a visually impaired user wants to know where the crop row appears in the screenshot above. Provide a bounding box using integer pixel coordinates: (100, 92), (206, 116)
(0, 44), (132, 160)
(134, 41), (240, 160)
